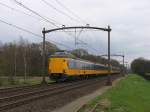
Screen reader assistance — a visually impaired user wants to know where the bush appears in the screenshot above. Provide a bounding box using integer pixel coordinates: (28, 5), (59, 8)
(131, 58), (149, 75)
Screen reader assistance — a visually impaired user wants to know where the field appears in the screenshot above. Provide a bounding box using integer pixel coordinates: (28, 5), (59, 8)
(79, 74), (150, 112)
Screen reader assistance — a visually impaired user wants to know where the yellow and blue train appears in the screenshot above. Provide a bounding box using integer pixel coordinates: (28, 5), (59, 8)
(48, 51), (120, 81)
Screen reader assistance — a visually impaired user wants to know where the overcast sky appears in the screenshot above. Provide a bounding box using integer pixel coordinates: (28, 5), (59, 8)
(0, 0), (150, 63)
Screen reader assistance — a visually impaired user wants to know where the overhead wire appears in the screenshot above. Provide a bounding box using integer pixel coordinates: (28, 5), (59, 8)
(0, 1), (63, 26)
(0, 2), (41, 21)
(74, 29), (100, 53)
(12, 0), (90, 46)
(11, 0), (81, 38)
(54, 0), (87, 24)
(82, 45), (98, 53)
(86, 31), (101, 53)
(79, 42), (100, 53)
(0, 17), (74, 50)
(13, 0), (59, 27)
(41, 0), (82, 24)
(3, 1), (96, 50)
(46, 38), (74, 50)
(0, 17), (42, 38)
(74, 29), (88, 45)
(41, 0), (92, 48)
(72, 28), (99, 53)
(8, 0), (98, 53)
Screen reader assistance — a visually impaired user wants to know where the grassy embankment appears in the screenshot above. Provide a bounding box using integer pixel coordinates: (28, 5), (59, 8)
(79, 74), (150, 112)
(0, 77), (53, 88)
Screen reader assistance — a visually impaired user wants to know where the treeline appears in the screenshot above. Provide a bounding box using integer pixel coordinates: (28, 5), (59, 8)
(0, 38), (58, 81)
(131, 58), (150, 75)
(0, 38), (122, 82)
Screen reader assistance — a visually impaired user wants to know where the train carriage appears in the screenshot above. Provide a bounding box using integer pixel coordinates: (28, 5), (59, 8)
(48, 51), (120, 81)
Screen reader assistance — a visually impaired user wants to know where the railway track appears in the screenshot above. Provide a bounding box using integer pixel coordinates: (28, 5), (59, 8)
(0, 79), (98, 98)
(0, 84), (42, 94)
(0, 78), (104, 111)
(0, 83), (59, 98)
(2, 82), (80, 98)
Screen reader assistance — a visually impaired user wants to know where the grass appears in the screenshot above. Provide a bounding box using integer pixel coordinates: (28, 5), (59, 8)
(0, 76), (53, 88)
(79, 74), (150, 112)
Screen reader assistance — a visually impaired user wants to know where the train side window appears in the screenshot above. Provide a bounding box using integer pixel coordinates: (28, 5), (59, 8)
(68, 59), (73, 69)
(68, 59), (76, 69)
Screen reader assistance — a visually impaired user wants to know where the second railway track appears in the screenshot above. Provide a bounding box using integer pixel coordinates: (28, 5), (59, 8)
(0, 77), (105, 111)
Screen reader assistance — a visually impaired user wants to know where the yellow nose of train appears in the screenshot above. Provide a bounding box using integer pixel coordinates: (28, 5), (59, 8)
(48, 58), (67, 74)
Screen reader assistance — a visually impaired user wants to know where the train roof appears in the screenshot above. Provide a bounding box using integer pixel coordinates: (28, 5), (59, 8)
(50, 51), (106, 66)
(69, 58), (107, 67)
(49, 51), (120, 69)
(49, 51), (76, 58)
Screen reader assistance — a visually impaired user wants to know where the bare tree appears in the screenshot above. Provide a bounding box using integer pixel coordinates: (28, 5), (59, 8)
(13, 41), (17, 79)
(18, 37), (29, 82)
(3, 42), (17, 84)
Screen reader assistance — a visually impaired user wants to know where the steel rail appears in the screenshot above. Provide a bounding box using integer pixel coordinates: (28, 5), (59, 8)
(0, 79), (90, 103)
(0, 83), (56, 94)
(0, 78), (102, 111)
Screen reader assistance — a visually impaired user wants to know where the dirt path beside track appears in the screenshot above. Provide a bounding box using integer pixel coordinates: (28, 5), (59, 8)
(52, 77), (123, 112)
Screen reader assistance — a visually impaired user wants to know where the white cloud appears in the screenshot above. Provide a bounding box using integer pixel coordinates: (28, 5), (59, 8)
(0, 0), (150, 63)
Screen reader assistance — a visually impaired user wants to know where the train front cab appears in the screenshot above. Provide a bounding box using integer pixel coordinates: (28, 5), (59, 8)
(48, 57), (69, 81)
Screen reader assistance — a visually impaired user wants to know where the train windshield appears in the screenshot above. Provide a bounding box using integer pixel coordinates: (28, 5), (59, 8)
(55, 52), (68, 55)
(50, 51), (76, 58)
